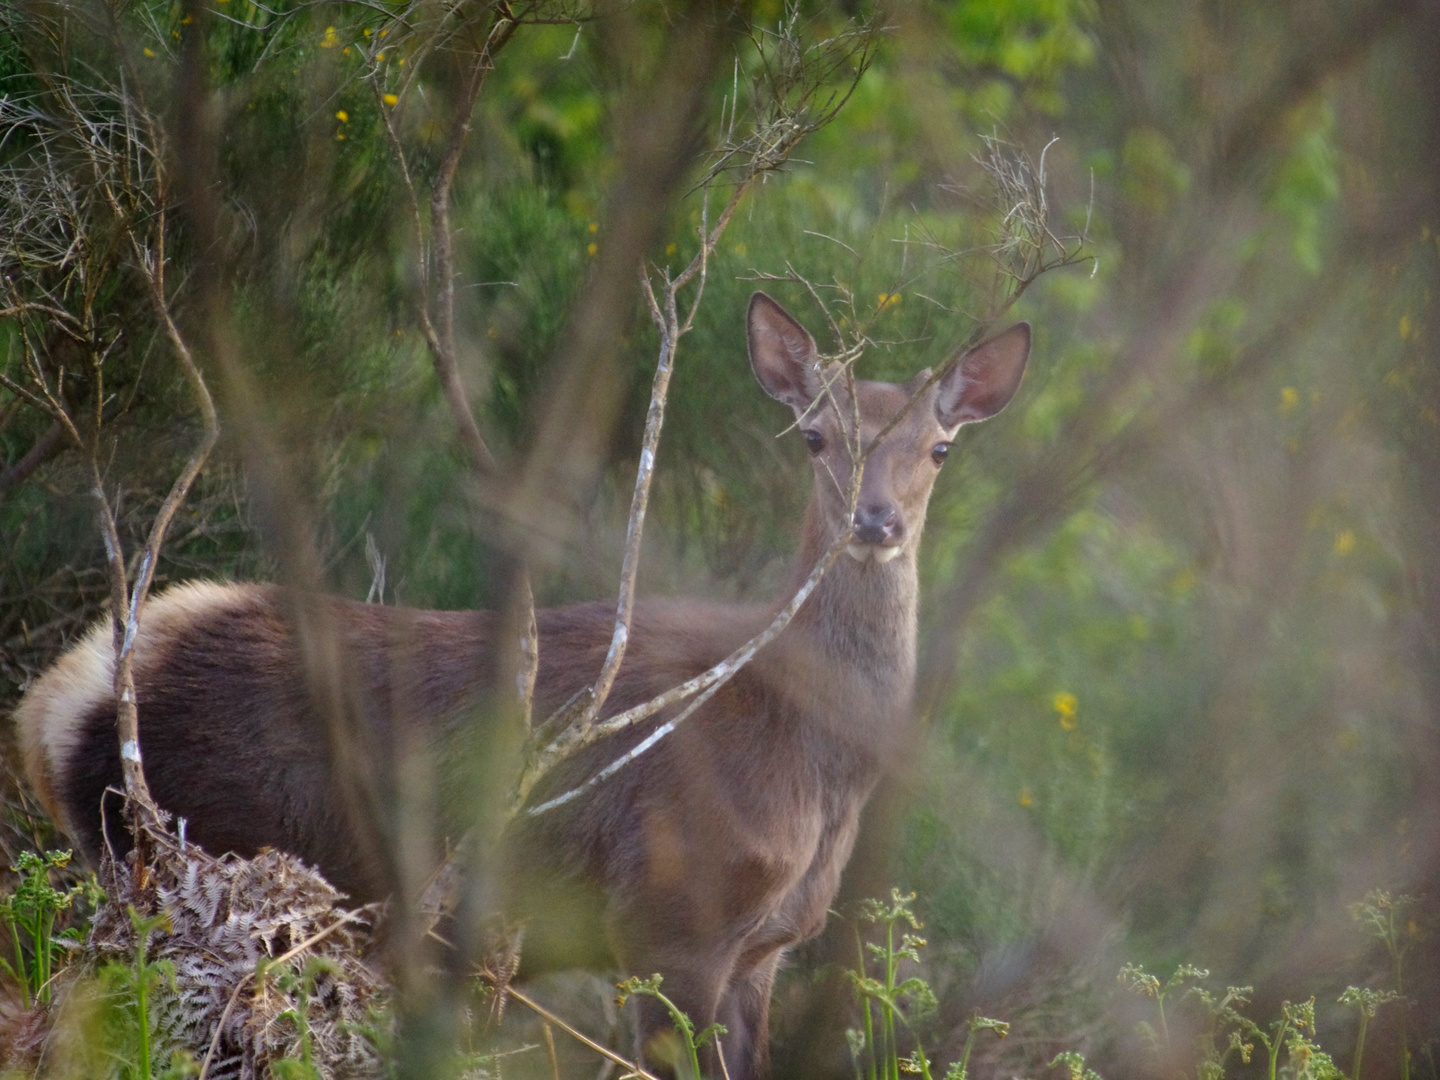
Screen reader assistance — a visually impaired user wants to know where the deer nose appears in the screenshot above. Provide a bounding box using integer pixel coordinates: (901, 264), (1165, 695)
(852, 504), (901, 545)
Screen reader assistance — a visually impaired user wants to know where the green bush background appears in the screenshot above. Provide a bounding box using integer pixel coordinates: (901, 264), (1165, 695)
(2, 1), (1437, 1075)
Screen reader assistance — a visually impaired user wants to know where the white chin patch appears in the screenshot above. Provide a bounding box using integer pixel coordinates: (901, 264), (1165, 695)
(847, 543), (903, 564)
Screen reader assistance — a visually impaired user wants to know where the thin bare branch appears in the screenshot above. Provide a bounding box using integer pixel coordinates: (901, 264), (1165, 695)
(519, 523), (855, 816)
(516, 9), (881, 803)
(0, 42), (222, 825)
(508, 985), (665, 1080)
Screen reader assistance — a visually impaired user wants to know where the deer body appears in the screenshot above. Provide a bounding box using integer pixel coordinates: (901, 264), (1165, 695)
(14, 295), (1030, 1079)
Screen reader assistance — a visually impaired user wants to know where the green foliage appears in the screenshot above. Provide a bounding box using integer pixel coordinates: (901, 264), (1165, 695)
(96, 908), (179, 1080)
(1117, 962), (1209, 1055)
(615, 973), (727, 1080)
(849, 890), (936, 1080)
(847, 890), (1011, 1080)
(1338, 986), (1400, 1080)
(1048, 1050), (1104, 1080)
(1266, 103), (1341, 275)
(943, 1013), (1011, 1080)
(269, 957), (340, 1080)
(1118, 941), (1422, 1080)
(3, 0), (1439, 1074)
(1233, 997), (1342, 1080)
(1349, 891), (1418, 1080)
(0, 849), (100, 1008)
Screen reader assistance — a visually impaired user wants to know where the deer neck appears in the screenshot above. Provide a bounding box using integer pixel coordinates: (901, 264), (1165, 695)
(784, 500), (919, 701)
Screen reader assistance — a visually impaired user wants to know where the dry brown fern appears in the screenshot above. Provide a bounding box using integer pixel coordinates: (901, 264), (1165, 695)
(83, 823), (389, 1080)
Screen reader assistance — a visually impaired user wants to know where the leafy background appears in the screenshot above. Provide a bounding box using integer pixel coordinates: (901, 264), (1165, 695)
(2, 0), (1437, 1076)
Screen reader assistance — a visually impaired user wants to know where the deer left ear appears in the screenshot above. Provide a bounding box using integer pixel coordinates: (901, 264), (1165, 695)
(935, 322), (1031, 429)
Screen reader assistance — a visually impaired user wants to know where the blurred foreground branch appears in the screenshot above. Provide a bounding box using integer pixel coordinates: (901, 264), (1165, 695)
(366, 2), (544, 739)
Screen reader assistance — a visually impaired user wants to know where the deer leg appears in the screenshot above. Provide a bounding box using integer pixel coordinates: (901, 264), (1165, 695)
(715, 949), (783, 1080)
(615, 934), (736, 1079)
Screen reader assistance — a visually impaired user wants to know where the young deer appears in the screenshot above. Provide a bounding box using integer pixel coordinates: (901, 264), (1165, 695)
(15, 292), (1030, 1079)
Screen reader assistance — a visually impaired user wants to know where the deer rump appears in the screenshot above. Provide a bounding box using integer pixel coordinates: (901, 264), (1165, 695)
(15, 293), (1032, 1079)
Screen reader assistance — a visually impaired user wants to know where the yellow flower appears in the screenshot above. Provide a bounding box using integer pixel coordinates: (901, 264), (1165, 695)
(363, 27), (372, 37)
(733, 242), (747, 256)
(1399, 314), (1412, 340)
(180, 14), (192, 24)
(336, 110), (348, 122)
(1279, 386), (1299, 415)
(143, 47), (155, 57)
(1053, 692), (1078, 730)
(588, 222), (599, 233)
(336, 132), (345, 141)
(342, 46), (351, 55)
(376, 52), (385, 61)
(587, 242), (598, 256)
(320, 25), (338, 48)
(1333, 529), (1356, 556)
(877, 292), (901, 309)
(1018, 787), (1034, 808)
(383, 93), (399, 106)
(665, 243), (677, 256)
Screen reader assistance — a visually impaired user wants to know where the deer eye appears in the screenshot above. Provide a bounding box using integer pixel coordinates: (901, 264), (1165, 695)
(931, 442), (950, 466)
(804, 430), (825, 455)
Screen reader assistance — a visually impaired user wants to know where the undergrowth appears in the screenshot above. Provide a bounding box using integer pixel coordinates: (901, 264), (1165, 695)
(0, 851), (99, 1009)
(0, 852), (1427, 1080)
(1118, 892), (1419, 1080)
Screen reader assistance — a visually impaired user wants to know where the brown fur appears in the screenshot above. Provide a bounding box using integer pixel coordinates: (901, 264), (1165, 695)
(13, 295), (1030, 1079)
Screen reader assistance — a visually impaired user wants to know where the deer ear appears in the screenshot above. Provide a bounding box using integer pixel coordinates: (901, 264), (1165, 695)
(935, 322), (1031, 429)
(748, 292), (822, 411)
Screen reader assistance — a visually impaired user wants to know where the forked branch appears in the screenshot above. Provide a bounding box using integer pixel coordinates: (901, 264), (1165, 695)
(509, 7), (878, 811)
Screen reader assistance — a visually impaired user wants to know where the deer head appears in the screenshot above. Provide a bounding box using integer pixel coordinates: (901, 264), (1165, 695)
(747, 291), (1031, 564)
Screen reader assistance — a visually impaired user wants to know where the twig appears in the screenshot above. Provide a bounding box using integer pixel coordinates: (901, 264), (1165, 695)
(0, 418), (64, 500)
(519, 504), (855, 817)
(543, 1022), (562, 1080)
(508, 984), (665, 1080)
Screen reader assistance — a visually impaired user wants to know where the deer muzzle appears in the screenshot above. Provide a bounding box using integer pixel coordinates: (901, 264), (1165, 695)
(849, 505), (904, 561)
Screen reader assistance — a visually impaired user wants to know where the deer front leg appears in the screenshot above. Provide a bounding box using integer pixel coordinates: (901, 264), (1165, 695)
(715, 949), (784, 1080)
(613, 916), (738, 1078)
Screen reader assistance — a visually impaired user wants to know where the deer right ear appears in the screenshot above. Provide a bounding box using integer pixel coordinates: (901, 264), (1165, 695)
(748, 292), (822, 411)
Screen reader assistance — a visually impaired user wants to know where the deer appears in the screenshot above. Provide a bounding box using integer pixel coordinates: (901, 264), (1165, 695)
(14, 292), (1030, 1079)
